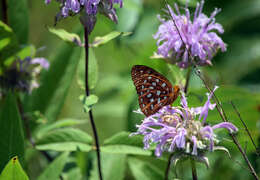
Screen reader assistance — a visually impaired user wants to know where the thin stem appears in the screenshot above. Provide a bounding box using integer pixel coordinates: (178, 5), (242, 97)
(190, 159), (198, 180)
(163, 1), (259, 179)
(230, 101), (259, 156)
(184, 68), (191, 94)
(1, 0), (8, 24)
(165, 153), (174, 180)
(84, 27), (103, 180)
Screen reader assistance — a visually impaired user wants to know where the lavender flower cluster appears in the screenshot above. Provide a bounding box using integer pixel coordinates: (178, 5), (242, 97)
(154, 1), (226, 68)
(0, 57), (49, 93)
(131, 87), (238, 165)
(45, 0), (123, 33)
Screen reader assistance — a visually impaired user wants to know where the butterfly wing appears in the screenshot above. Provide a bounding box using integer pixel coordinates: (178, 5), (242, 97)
(131, 65), (179, 116)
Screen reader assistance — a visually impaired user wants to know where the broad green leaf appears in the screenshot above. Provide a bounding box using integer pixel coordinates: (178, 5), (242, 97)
(0, 156), (28, 180)
(104, 131), (143, 147)
(48, 27), (82, 46)
(35, 118), (85, 139)
(79, 94), (99, 112)
(36, 127), (93, 145)
(89, 153), (126, 180)
(102, 132), (151, 155)
(0, 92), (25, 172)
(24, 27), (82, 121)
(101, 145), (152, 156)
(37, 152), (69, 180)
(127, 95), (140, 132)
(117, 0), (143, 32)
(36, 142), (92, 152)
(128, 157), (164, 180)
(7, 0), (29, 44)
(91, 31), (131, 47)
(0, 21), (19, 69)
(77, 47), (98, 90)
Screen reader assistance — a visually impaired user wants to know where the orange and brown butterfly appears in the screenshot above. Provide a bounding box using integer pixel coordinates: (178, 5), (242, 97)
(131, 65), (180, 117)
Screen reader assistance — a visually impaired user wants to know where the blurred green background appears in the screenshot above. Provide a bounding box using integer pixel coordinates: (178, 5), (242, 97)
(2, 0), (260, 179)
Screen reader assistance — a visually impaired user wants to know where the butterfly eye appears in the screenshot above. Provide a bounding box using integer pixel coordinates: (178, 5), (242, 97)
(131, 65), (180, 117)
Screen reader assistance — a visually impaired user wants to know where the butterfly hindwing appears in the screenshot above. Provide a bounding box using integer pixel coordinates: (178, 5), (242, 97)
(131, 65), (180, 116)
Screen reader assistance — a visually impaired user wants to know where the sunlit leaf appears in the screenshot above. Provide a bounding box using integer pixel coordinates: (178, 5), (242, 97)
(36, 127), (93, 145)
(91, 31), (131, 47)
(0, 92), (25, 172)
(48, 27), (82, 47)
(79, 94), (99, 112)
(0, 156), (29, 180)
(36, 142), (92, 152)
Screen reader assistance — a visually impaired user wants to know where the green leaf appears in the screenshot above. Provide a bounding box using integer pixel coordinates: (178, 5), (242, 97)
(91, 31), (131, 47)
(36, 142), (92, 152)
(36, 127), (93, 145)
(7, 0), (29, 44)
(101, 145), (152, 156)
(37, 152), (69, 180)
(89, 153), (126, 180)
(0, 21), (19, 69)
(48, 27), (82, 46)
(77, 48), (98, 90)
(0, 156), (29, 180)
(79, 94), (99, 113)
(24, 27), (83, 121)
(35, 118), (85, 139)
(0, 92), (25, 172)
(128, 157), (164, 180)
(102, 132), (151, 155)
(104, 131), (143, 147)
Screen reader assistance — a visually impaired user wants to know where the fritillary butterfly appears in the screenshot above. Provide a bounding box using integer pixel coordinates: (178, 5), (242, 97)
(131, 65), (180, 117)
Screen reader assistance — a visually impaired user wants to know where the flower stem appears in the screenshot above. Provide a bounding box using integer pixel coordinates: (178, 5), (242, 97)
(1, 0), (8, 24)
(190, 158), (198, 180)
(165, 153), (174, 180)
(84, 27), (103, 180)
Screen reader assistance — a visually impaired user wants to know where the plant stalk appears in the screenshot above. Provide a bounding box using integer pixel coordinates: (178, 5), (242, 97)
(191, 159), (198, 180)
(84, 27), (103, 180)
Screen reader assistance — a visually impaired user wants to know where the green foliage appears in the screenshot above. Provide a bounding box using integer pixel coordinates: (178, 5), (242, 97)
(91, 31), (132, 47)
(24, 28), (83, 122)
(0, 156), (29, 180)
(89, 153), (126, 180)
(128, 157), (164, 180)
(79, 94), (99, 113)
(7, 0), (29, 44)
(77, 48), (98, 90)
(37, 152), (69, 180)
(0, 92), (25, 172)
(102, 132), (152, 155)
(48, 27), (82, 47)
(0, 21), (19, 69)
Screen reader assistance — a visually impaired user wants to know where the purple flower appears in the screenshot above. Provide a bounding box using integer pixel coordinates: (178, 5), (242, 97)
(45, 0), (123, 34)
(153, 1), (226, 68)
(0, 56), (49, 93)
(131, 87), (238, 160)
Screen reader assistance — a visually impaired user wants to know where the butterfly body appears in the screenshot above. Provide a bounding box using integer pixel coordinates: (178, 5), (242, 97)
(131, 65), (180, 116)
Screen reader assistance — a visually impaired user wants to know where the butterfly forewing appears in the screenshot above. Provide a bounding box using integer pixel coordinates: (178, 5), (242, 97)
(131, 65), (180, 116)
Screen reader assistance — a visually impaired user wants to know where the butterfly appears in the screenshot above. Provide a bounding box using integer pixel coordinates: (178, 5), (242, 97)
(131, 65), (180, 117)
